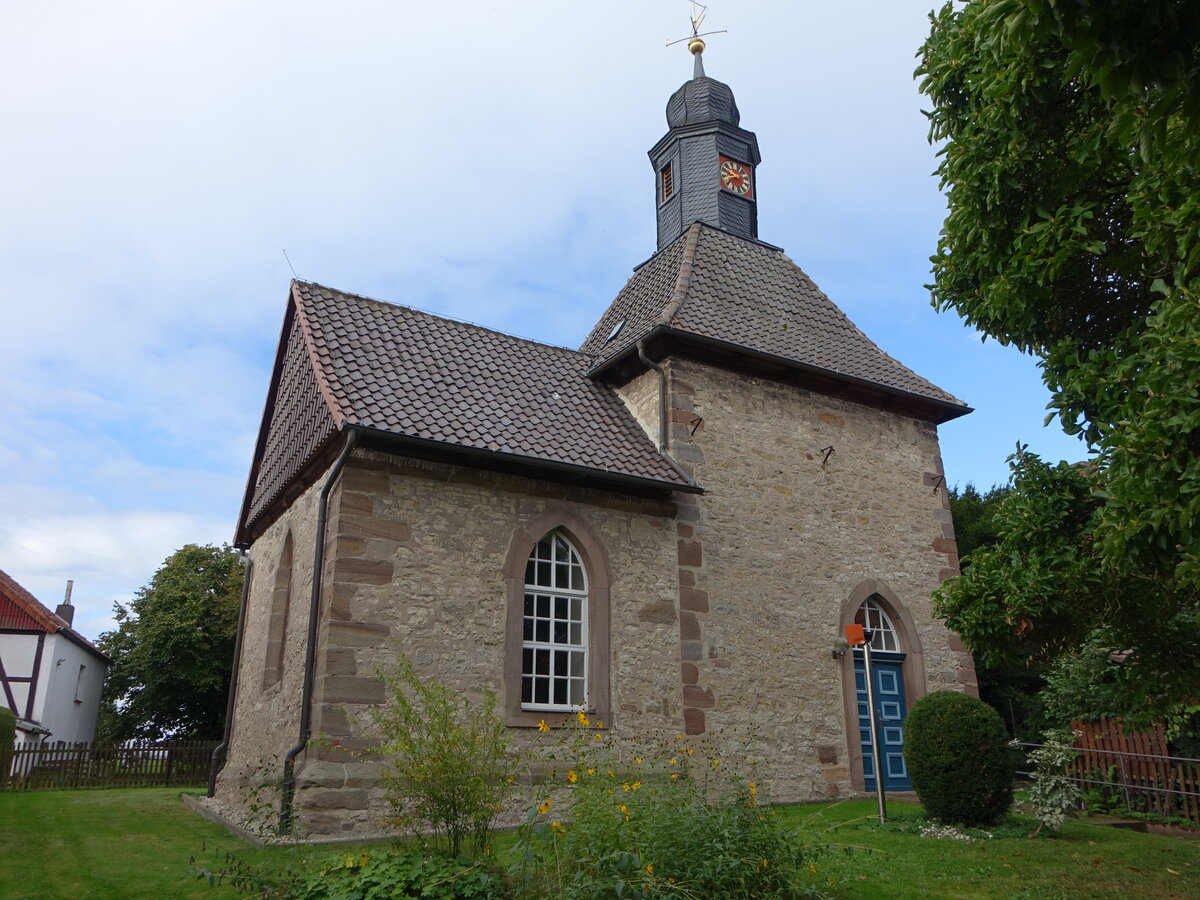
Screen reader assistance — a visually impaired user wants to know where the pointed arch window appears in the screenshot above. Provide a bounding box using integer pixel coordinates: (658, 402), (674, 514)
(262, 532), (293, 690)
(854, 598), (899, 652)
(521, 532), (588, 710)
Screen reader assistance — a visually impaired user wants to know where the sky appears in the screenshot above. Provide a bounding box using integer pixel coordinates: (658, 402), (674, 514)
(0, 0), (1089, 641)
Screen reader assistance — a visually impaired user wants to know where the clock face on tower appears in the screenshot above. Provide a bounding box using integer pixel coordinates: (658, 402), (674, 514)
(719, 156), (753, 198)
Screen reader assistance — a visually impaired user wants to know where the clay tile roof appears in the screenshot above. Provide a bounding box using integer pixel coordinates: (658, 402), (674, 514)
(0, 568), (69, 633)
(580, 223), (968, 415)
(290, 282), (695, 490)
(0, 568), (108, 659)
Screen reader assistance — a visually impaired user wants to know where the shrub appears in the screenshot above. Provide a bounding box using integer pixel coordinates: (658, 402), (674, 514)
(514, 716), (829, 899)
(902, 690), (1013, 826)
(0, 706), (14, 784)
(366, 654), (520, 857)
(1026, 729), (1081, 834)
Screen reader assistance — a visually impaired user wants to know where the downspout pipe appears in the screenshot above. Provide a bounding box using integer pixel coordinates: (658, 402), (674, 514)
(208, 551), (253, 797)
(636, 338), (669, 453)
(279, 426), (360, 835)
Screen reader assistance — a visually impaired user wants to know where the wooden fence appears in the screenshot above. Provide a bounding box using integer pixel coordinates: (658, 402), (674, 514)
(1068, 719), (1200, 823)
(3, 739), (218, 791)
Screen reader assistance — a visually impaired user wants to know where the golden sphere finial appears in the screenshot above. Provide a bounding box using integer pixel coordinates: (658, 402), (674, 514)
(688, 37), (706, 55)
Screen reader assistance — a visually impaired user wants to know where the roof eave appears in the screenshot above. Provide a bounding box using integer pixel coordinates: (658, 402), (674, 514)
(587, 324), (972, 424)
(352, 425), (703, 496)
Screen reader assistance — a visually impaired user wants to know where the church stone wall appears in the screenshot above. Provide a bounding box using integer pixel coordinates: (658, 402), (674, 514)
(215, 476), (325, 813)
(639, 358), (975, 800)
(291, 450), (684, 839)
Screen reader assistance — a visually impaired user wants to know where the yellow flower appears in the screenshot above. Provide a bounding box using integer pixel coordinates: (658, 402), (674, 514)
(587, 768), (597, 776)
(551, 821), (567, 836)
(537, 720), (550, 733)
(669, 758), (678, 766)
(685, 747), (694, 756)
(808, 864), (817, 874)
(618, 803), (630, 821)
(676, 733), (685, 741)
(593, 733), (602, 741)
(595, 720), (604, 729)
(762, 858), (769, 868)
(633, 756), (642, 764)
(645, 863), (654, 875)
(670, 772), (680, 779)
(567, 769), (578, 784)
(577, 710), (590, 727)
(631, 781), (641, 790)
(537, 799), (553, 815)
(748, 782), (758, 796)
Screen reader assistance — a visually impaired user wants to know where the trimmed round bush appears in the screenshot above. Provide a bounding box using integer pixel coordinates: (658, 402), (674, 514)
(902, 690), (1013, 826)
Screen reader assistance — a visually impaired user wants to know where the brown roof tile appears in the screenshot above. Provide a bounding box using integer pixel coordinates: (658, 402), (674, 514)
(580, 223), (968, 413)
(290, 282), (694, 489)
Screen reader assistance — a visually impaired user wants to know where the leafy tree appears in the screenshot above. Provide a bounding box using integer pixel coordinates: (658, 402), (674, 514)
(948, 482), (1012, 562)
(935, 448), (1199, 727)
(918, 0), (1200, 588)
(918, 1), (1200, 726)
(97, 544), (244, 741)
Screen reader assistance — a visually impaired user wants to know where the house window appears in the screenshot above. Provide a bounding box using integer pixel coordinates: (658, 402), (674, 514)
(73, 664), (86, 703)
(661, 162), (674, 201)
(854, 598), (899, 652)
(521, 532), (587, 710)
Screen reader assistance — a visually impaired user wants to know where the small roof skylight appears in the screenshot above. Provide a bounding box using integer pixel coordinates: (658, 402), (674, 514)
(604, 319), (625, 344)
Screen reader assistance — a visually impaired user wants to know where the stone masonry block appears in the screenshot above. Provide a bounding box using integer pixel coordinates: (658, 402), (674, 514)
(324, 648), (358, 677)
(300, 788), (369, 810)
(680, 640), (703, 661)
(638, 601), (677, 625)
(340, 469), (391, 494)
(817, 745), (838, 764)
(683, 707), (706, 735)
(679, 588), (709, 613)
(339, 515), (413, 543)
(932, 537), (958, 555)
(334, 557), (394, 584)
(338, 491), (375, 518)
(680, 662), (699, 685)
(678, 611), (701, 641)
(329, 583), (358, 622)
(334, 537), (369, 558)
(322, 675), (386, 705)
(677, 540), (702, 567)
(297, 761), (348, 790)
(678, 568), (695, 588)
(676, 523), (694, 539)
(327, 621), (390, 648)
(682, 685), (715, 708)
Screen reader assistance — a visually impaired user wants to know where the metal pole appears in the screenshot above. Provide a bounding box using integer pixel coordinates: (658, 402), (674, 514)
(861, 634), (888, 822)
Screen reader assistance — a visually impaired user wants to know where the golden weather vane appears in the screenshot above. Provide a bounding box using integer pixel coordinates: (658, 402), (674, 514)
(666, 1), (727, 57)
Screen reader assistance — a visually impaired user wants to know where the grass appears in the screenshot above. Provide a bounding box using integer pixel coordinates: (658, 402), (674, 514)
(0, 788), (273, 900)
(783, 800), (1200, 899)
(0, 790), (1197, 899)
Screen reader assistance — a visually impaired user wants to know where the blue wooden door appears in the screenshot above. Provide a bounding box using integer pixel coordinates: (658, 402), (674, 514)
(854, 651), (911, 791)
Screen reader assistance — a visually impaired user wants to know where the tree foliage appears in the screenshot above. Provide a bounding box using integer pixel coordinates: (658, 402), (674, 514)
(97, 544), (243, 741)
(935, 448), (1199, 726)
(918, 0), (1200, 588)
(948, 482), (1012, 561)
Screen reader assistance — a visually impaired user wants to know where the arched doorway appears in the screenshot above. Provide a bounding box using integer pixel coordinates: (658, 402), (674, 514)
(853, 598), (911, 791)
(839, 581), (928, 792)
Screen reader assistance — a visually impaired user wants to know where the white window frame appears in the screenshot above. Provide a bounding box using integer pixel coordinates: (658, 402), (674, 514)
(521, 532), (588, 712)
(855, 598), (900, 652)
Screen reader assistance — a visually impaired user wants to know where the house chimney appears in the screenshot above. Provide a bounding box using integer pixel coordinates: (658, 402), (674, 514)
(55, 580), (75, 626)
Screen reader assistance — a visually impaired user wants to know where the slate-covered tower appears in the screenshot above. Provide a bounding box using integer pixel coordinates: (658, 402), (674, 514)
(650, 41), (761, 250)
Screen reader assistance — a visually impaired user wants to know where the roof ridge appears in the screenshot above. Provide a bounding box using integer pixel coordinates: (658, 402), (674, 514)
(293, 280), (586, 358)
(658, 222), (702, 327)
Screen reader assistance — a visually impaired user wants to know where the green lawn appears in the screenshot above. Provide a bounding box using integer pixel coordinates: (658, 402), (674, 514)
(782, 800), (1200, 900)
(0, 790), (1196, 900)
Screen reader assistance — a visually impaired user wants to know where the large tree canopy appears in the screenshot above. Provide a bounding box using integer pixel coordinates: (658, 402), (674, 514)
(98, 544), (244, 741)
(918, 0), (1200, 587)
(919, 1), (1200, 725)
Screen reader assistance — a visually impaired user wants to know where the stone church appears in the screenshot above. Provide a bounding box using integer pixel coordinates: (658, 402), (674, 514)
(212, 42), (977, 839)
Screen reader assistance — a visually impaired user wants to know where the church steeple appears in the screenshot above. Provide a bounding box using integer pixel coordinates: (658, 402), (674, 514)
(649, 39), (761, 250)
